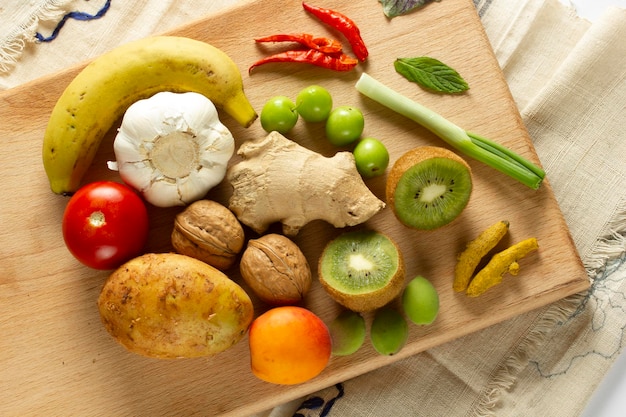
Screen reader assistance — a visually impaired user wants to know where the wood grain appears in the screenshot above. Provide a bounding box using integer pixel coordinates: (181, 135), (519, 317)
(0, 0), (589, 415)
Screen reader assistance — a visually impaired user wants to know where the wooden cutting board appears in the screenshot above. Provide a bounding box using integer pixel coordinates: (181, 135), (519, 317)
(0, 0), (589, 415)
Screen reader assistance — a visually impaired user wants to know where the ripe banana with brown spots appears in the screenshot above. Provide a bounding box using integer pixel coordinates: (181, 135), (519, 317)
(42, 35), (257, 195)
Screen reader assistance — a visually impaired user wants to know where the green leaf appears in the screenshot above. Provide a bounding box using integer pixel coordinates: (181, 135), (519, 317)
(394, 57), (469, 94)
(379, 0), (436, 18)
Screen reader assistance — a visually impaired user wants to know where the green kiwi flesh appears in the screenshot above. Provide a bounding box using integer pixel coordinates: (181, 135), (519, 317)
(387, 147), (472, 230)
(318, 230), (405, 312)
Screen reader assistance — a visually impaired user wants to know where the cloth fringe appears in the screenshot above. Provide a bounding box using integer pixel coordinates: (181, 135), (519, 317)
(472, 202), (626, 416)
(471, 292), (587, 416)
(584, 199), (626, 275)
(0, 0), (75, 73)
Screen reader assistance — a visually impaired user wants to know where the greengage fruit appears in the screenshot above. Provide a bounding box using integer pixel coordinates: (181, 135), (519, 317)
(260, 95), (298, 134)
(329, 310), (366, 356)
(402, 276), (439, 325)
(296, 85), (333, 123)
(325, 106), (364, 146)
(353, 137), (390, 178)
(370, 307), (408, 356)
(248, 306), (331, 385)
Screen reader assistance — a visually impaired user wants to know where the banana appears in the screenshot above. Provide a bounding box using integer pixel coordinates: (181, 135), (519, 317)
(42, 35), (258, 195)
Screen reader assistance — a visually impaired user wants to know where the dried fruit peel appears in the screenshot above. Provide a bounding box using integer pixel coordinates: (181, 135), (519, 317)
(466, 237), (539, 297)
(453, 220), (510, 292)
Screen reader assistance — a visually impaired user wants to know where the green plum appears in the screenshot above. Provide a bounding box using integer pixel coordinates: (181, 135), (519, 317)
(353, 137), (390, 178)
(296, 85), (333, 123)
(402, 276), (439, 325)
(329, 310), (366, 356)
(325, 106), (364, 146)
(370, 307), (408, 355)
(260, 95), (298, 134)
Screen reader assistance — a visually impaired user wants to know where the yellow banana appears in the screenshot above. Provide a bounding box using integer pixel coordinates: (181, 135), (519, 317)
(42, 35), (257, 195)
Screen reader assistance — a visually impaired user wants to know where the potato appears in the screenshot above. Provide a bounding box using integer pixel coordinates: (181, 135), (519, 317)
(97, 253), (254, 359)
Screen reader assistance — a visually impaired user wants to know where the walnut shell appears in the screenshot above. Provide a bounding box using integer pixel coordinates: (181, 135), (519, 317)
(240, 234), (312, 305)
(171, 200), (244, 270)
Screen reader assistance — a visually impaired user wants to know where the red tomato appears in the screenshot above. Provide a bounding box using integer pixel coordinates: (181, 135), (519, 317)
(62, 181), (149, 270)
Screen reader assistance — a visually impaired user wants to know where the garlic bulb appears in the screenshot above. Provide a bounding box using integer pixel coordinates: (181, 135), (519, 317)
(112, 91), (235, 207)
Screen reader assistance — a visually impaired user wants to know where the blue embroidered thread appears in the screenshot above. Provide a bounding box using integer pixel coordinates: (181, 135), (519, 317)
(35, 0), (111, 42)
(293, 383), (344, 417)
(320, 383), (344, 417)
(293, 397), (325, 416)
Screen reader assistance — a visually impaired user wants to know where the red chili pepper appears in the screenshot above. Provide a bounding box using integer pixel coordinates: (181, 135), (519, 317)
(255, 33), (343, 55)
(249, 49), (358, 73)
(301, 2), (368, 62)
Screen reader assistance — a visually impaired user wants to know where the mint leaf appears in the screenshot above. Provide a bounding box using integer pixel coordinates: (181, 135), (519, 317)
(394, 57), (469, 94)
(379, 0), (437, 18)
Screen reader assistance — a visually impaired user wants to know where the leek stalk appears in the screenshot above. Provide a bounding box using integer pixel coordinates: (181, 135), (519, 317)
(355, 73), (545, 189)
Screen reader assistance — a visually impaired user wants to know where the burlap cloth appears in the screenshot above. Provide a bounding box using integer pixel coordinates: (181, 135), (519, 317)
(2, 0), (624, 416)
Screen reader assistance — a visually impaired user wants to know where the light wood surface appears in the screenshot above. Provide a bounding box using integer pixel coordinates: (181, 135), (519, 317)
(0, 0), (589, 415)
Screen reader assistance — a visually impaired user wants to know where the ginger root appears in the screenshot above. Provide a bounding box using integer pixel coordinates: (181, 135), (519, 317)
(227, 132), (385, 235)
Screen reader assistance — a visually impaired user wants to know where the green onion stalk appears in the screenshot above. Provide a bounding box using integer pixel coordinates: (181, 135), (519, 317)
(355, 73), (545, 190)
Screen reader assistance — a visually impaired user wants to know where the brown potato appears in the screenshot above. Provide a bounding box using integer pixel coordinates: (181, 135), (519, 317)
(98, 253), (254, 359)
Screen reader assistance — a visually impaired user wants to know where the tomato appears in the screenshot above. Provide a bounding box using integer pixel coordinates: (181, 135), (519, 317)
(62, 181), (149, 270)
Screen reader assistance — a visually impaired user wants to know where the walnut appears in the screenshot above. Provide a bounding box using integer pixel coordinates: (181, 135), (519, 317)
(240, 234), (312, 305)
(171, 200), (245, 270)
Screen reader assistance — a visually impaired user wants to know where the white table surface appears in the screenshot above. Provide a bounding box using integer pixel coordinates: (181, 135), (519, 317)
(562, 0), (626, 20)
(581, 348), (626, 417)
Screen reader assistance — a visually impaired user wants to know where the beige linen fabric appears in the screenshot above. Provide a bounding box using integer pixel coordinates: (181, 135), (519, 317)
(0, 0), (238, 89)
(0, 0), (73, 73)
(495, 5), (626, 415)
(2, 1), (624, 416)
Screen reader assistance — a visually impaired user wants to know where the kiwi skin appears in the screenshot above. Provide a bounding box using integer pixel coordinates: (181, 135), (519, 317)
(318, 230), (406, 313)
(386, 146), (472, 231)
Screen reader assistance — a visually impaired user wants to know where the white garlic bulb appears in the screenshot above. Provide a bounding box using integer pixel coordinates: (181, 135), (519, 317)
(111, 91), (235, 207)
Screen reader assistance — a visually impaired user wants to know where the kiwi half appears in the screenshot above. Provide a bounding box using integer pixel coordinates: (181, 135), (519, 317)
(318, 230), (405, 312)
(386, 146), (472, 230)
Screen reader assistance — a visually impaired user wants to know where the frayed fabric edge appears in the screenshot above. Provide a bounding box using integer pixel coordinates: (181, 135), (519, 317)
(471, 203), (626, 417)
(0, 0), (75, 73)
(470, 292), (588, 417)
(585, 232), (626, 277)
(585, 199), (626, 279)
(584, 198), (626, 276)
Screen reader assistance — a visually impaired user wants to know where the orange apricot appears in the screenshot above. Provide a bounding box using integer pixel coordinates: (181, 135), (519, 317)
(248, 306), (332, 385)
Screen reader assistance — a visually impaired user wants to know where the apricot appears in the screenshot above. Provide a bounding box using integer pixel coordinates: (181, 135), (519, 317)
(248, 306), (332, 385)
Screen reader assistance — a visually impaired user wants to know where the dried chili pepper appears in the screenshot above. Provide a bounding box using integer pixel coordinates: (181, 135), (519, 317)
(302, 2), (369, 62)
(249, 49), (358, 73)
(255, 33), (343, 55)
